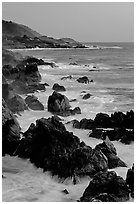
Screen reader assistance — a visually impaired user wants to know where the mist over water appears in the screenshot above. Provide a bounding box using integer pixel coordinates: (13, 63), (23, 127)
(3, 43), (134, 202)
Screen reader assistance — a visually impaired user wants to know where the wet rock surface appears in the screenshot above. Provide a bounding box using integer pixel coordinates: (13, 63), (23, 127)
(25, 95), (44, 110)
(80, 171), (129, 202)
(47, 91), (81, 116)
(2, 99), (21, 156)
(14, 116), (108, 178)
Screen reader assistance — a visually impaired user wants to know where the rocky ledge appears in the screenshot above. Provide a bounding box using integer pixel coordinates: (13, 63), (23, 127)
(80, 170), (129, 202)
(70, 110), (134, 144)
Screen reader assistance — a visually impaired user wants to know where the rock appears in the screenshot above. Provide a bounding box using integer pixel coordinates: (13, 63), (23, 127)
(47, 91), (81, 116)
(80, 171), (129, 202)
(69, 99), (77, 102)
(80, 118), (95, 129)
(43, 82), (49, 86)
(77, 76), (89, 84)
(69, 62), (78, 65)
(89, 128), (105, 139)
(94, 113), (110, 128)
(90, 79), (94, 83)
(71, 107), (81, 115)
(126, 164), (134, 198)
(89, 127), (134, 144)
(2, 99), (21, 155)
(22, 57), (46, 65)
(61, 75), (72, 80)
(82, 93), (92, 100)
(70, 119), (80, 129)
(95, 137), (127, 169)
(15, 116), (108, 178)
(52, 83), (66, 92)
(25, 95), (44, 110)
(7, 94), (28, 113)
(62, 189), (69, 194)
(48, 91), (70, 113)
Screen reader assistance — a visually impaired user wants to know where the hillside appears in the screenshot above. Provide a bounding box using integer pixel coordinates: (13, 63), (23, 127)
(2, 20), (86, 49)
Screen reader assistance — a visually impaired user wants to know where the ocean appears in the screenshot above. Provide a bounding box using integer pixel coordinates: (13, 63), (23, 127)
(3, 42), (134, 202)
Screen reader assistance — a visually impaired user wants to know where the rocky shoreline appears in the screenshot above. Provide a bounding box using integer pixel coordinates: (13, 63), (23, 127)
(2, 48), (134, 202)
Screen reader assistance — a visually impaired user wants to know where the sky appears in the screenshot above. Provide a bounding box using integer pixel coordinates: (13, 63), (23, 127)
(2, 2), (134, 42)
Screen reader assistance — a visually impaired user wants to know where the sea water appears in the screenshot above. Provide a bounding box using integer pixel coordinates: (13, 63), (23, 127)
(3, 42), (134, 201)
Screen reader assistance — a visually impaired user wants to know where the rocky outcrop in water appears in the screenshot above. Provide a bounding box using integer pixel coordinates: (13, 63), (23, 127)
(77, 76), (89, 84)
(2, 99), (21, 156)
(82, 93), (92, 100)
(25, 95), (44, 110)
(47, 91), (81, 116)
(80, 171), (129, 202)
(14, 116), (108, 178)
(52, 83), (66, 92)
(69, 110), (134, 144)
(95, 137), (127, 169)
(126, 164), (134, 198)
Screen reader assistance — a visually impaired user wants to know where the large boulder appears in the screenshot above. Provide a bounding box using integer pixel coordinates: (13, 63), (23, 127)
(2, 99), (21, 155)
(94, 113), (111, 128)
(52, 83), (66, 92)
(15, 116), (108, 178)
(80, 118), (95, 129)
(95, 137), (127, 169)
(7, 94), (28, 113)
(77, 76), (89, 84)
(25, 95), (44, 110)
(80, 171), (129, 202)
(47, 91), (81, 116)
(48, 91), (70, 113)
(126, 164), (134, 198)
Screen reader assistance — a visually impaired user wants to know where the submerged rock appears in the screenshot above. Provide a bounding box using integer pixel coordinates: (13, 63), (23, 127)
(77, 76), (89, 84)
(52, 83), (66, 92)
(80, 171), (129, 202)
(82, 93), (92, 100)
(25, 95), (44, 110)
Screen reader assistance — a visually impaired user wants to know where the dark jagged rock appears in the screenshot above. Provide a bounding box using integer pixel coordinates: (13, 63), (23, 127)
(2, 99), (21, 156)
(70, 119), (80, 129)
(43, 82), (49, 86)
(62, 189), (69, 194)
(15, 116), (108, 178)
(95, 137), (127, 169)
(82, 93), (92, 100)
(25, 95), (44, 110)
(94, 113), (110, 128)
(22, 57), (46, 66)
(126, 164), (134, 198)
(80, 171), (129, 202)
(47, 91), (81, 116)
(89, 127), (134, 144)
(48, 91), (70, 113)
(80, 118), (95, 129)
(77, 76), (89, 84)
(52, 83), (66, 92)
(7, 94), (28, 113)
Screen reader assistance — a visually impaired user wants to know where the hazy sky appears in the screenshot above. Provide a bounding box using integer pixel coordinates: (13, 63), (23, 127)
(2, 2), (134, 42)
